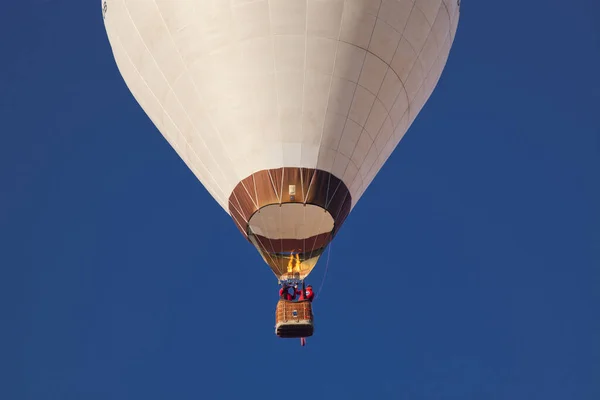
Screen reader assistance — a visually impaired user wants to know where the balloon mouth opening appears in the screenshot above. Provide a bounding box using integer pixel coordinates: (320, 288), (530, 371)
(246, 203), (334, 279)
(247, 203), (334, 241)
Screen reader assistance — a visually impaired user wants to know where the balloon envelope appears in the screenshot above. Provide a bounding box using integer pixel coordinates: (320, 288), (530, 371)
(102, 0), (460, 279)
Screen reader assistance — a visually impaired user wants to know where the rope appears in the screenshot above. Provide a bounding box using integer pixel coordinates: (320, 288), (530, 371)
(314, 242), (332, 301)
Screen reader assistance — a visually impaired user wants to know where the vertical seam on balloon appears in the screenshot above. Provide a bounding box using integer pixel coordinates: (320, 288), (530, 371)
(369, 23), (452, 187)
(233, 0), (266, 184)
(419, 0), (443, 27)
(266, 0), (284, 179)
(115, 3), (228, 207)
(127, 2), (232, 202)
(361, 108), (410, 202)
(441, 0), (451, 40)
(397, 6), (432, 117)
(415, 29), (451, 104)
(328, 0), (383, 205)
(340, 0), (422, 199)
(152, 0), (248, 207)
(332, 46), (404, 114)
(375, 5), (442, 182)
(340, 6), (416, 190)
(125, 2), (230, 204)
(403, 6), (449, 125)
(416, 2), (444, 54)
(368, 3), (458, 199)
(341, 99), (389, 193)
(307, 0), (347, 201)
(445, 0), (460, 41)
(299, 0), (309, 167)
(349, 69), (391, 161)
(382, 1), (418, 132)
(365, 22), (403, 125)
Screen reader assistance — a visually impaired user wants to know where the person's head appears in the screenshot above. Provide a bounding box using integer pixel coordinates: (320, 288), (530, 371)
(307, 285), (312, 290)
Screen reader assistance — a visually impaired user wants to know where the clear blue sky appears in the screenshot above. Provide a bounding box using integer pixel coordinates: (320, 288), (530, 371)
(1, 1), (599, 399)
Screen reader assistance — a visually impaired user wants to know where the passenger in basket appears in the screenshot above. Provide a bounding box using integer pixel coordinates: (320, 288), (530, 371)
(297, 284), (315, 302)
(279, 284), (296, 301)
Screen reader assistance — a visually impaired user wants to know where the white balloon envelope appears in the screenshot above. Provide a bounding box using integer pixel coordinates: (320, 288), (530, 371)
(102, 0), (460, 279)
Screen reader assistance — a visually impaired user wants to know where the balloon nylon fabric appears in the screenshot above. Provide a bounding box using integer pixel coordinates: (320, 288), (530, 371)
(101, 0), (460, 279)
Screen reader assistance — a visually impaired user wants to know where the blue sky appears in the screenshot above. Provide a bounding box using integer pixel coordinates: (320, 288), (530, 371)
(1, 1), (599, 399)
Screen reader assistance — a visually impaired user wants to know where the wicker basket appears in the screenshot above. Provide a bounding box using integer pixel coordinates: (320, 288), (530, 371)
(275, 300), (314, 338)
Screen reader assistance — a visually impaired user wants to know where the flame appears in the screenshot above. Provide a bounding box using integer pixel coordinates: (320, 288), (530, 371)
(287, 250), (302, 274)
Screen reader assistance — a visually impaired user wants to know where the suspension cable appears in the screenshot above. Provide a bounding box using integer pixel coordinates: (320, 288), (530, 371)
(314, 242), (332, 301)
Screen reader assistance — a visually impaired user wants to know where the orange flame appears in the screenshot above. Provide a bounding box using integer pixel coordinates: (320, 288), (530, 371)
(287, 250), (301, 274)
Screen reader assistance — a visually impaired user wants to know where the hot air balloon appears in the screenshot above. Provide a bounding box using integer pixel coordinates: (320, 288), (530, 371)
(102, 0), (460, 340)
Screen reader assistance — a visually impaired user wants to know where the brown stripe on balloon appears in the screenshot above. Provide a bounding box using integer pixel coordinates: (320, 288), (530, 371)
(273, 168), (284, 201)
(304, 168), (318, 204)
(238, 193), (255, 220)
(301, 168), (314, 203)
(252, 173), (259, 207)
(282, 168), (304, 203)
(228, 191), (244, 222)
(239, 176), (258, 210)
(333, 192), (352, 235)
(327, 179), (351, 225)
(325, 173), (332, 208)
(227, 168), (352, 240)
(308, 172), (329, 209)
(242, 173), (258, 208)
(228, 192), (249, 238)
(266, 170), (279, 203)
(257, 171), (278, 207)
(229, 203), (245, 231)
